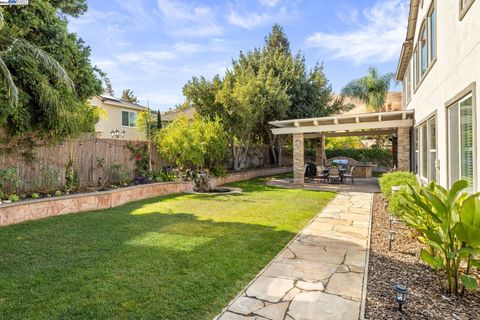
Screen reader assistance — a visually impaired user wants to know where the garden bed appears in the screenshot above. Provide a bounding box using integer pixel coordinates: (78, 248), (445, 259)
(0, 167), (292, 226)
(365, 193), (480, 320)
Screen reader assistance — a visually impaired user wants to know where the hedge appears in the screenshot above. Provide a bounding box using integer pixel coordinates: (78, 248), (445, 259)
(378, 171), (421, 217)
(325, 148), (392, 167)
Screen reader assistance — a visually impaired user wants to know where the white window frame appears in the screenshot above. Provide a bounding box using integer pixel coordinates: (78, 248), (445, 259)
(460, 0), (476, 20)
(415, 114), (437, 182)
(446, 83), (477, 192)
(122, 110), (137, 128)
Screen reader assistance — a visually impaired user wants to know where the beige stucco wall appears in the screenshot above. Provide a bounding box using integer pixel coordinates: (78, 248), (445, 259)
(90, 97), (146, 141)
(403, 0), (480, 191)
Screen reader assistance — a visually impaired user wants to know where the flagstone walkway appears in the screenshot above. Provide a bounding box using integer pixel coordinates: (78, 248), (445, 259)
(215, 192), (373, 320)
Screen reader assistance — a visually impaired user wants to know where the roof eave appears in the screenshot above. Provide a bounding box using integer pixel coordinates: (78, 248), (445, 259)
(396, 0), (420, 81)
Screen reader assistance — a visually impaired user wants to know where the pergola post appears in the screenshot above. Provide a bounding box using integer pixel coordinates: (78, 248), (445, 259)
(293, 133), (304, 185)
(397, 127), (410, 171)
(316, 136), (325, 166)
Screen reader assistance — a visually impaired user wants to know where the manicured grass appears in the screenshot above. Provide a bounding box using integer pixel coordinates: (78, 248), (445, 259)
(0, 176), (334, 319)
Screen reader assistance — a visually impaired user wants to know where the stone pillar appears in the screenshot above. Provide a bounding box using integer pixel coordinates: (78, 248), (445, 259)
(397, 128), (410, 171)
(293, 133), (305, 185)
(315, 136), (325, 166)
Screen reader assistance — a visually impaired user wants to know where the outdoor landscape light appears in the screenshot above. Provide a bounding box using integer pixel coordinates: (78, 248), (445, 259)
(111, 130), (121, 139)
(393, 283), (410, 313)
(121, 130), (125, 138)
(387, 230), (396, 251)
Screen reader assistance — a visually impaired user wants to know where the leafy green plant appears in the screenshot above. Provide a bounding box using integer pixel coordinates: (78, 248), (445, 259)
(379, 171), (419, 199)
(151, 169), (177, 183)
(54, 190), (62, 197)
(8, 194), (20, 202)
(325, 148), (393, 167)
(0, 167), (20, 197)
(105, 163), (130, 185)
(31, 193), (40, 199)
(126, 143), (149, 178)
(397, 180), (480, 294)
(211, 165), (227, 177)
(35, 165), (61, 194)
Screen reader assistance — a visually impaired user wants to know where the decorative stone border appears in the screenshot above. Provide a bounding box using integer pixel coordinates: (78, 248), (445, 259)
(0, 167), (292, 227)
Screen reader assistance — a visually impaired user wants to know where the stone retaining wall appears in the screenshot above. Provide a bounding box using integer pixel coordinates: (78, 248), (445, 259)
(0, 167), (292, 227)
(210, 167), (291, 187)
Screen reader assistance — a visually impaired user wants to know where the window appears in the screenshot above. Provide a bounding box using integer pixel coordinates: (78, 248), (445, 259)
(414, 127), (419, 174)
(415, 115), (437, 181)
(413, 47), (419, 87)
(421, 123), (428, 179)
(460, 0), (476, 19)
(428, 117), (437, 181)
(122, 110), (137, 127)
(407, 62), (412, 102)
(414, 2), (437, 89)
(448, 95), (474, 191)
(429, 6), (437, 62)
(420, 24), (428, 76)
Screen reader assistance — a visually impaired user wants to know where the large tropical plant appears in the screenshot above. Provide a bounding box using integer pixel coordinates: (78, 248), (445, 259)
(342, 67), (395, 112)
(0, 9), (73, 108)
(397, 180), (480, 295)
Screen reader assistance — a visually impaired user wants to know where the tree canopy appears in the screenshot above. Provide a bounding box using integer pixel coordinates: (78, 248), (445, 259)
(1, 1), (102, 138)
(342, 67), (395, 112)
(156, 116), (228, 170)
(121, 89), (139, 104)
(182, 24), (352, 168)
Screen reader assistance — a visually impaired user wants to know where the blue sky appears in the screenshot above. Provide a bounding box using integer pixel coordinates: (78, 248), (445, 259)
(69, 0), (409, 111)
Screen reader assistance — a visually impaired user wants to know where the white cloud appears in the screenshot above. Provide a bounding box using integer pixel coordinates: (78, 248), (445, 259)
(157, 0), (222, 37)
(305, 0), (409, 65)
(227, 11), (271, 29)
(259, 0), (281, 7)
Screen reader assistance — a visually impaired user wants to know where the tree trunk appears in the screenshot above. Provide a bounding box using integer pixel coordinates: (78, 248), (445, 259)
(268, 132), (278, 165)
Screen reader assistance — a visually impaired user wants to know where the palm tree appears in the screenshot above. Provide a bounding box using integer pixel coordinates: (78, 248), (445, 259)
(341, 67), (395, 112)
(0, 9), (73, 107)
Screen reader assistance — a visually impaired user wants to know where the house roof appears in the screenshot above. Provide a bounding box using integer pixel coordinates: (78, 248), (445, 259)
(98, 94), (148, 111)
(161, 107), (196, 122)
(396, 0), (421, 80)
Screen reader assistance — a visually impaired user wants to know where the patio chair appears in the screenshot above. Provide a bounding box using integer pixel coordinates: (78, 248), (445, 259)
(328, 167), (341, 184)
(316, 166), (329, 183)
(343, 166), (355, 184)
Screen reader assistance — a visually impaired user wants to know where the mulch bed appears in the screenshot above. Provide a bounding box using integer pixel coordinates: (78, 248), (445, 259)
(365, 193), (480, 320)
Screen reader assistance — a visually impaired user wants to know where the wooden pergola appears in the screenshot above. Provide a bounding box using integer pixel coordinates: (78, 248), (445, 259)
(270, 111), (415, 184)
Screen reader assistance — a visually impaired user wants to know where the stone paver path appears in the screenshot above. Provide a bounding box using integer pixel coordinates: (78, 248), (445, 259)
(215, 192), (372, 320)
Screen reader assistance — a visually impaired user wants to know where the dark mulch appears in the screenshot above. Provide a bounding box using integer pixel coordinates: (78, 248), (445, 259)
(365, 193), (480, 320)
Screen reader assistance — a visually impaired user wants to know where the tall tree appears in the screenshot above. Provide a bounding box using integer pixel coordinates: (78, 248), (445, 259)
(121, 89), (138, 104)
(342, 67), (395, 112)
(156, 110), (162, 129)
(1, 1), (103, 137)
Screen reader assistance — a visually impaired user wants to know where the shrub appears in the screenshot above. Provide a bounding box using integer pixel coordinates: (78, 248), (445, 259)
(326, 148), (393, 167)
(105, 163), (130, 185)
(31, 193), (40, 199)
(0, 167), (20, 197)
(8, 194), (20, 202)
(54, 190), (62, 197)
(35, 165), (61, 194)
(397, 180), (480, 294)
(379, 171), (419, 199)
(156, 115), (228, 171)
(151, 169), (177, 183)
(211, 165), (227, 177)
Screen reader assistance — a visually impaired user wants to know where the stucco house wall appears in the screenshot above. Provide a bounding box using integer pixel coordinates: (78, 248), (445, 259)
(399, 0), (479, 191)
(90, 96), (147, 141)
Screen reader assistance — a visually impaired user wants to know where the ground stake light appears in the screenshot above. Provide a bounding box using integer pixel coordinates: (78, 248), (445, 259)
(387, 230), (396, 251)
(393, 283), (410, 313)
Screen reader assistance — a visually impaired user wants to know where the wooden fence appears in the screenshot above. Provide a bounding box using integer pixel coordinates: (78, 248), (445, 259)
(0, 135), (286, 193)
(0, 135), (169, 192)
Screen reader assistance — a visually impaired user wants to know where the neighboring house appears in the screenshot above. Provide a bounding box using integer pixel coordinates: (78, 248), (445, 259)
(161, 107), (196, 127)
(89, 95), (148, 141)
(397, 0), (479, 191)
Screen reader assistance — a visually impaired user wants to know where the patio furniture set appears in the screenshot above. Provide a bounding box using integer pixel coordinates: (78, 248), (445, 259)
(306, 160), (355, 184)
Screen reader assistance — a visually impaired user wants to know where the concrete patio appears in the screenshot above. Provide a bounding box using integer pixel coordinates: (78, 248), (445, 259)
(266, 177), (380, 193)
(215, 192), (373, 320)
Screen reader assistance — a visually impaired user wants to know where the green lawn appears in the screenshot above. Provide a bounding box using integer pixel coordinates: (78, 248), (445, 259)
(0, 176), (334, 319)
